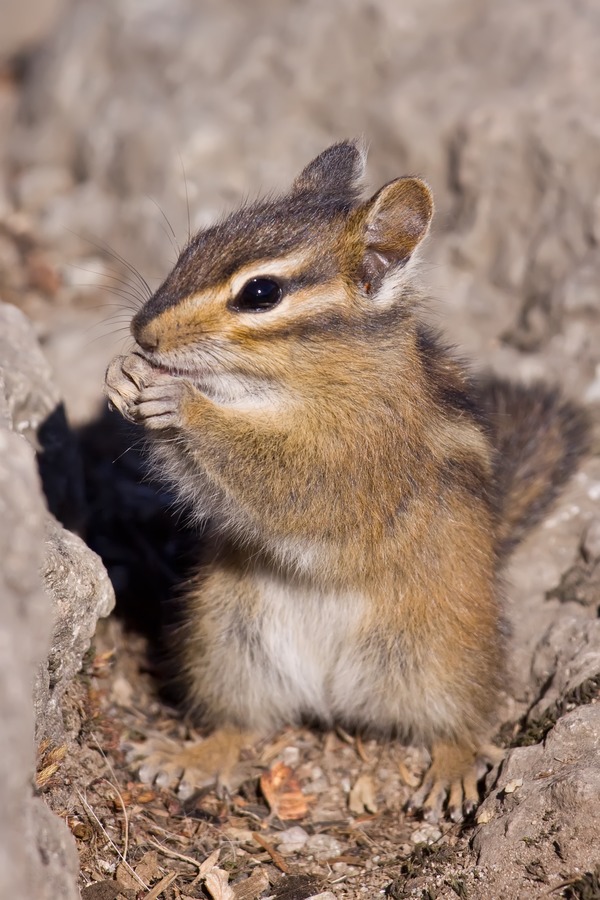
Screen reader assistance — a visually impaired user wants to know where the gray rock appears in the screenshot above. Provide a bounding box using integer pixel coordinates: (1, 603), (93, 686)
(0, 302), (85, 531)
(444, 104), (600, 367)
(473, 706), (600, 892)
(40, 514), (114, 742)
(28, 798), (81, 900)
(0, 298), (115, 895)
(305, 833), (344, 861)
(0, 299), (115, 739)
(0, 426), (79, 900)
(276, 826), (309, 854)
(528, 618), (600, 720)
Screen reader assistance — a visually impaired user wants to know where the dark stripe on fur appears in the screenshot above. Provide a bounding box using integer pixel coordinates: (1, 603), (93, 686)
(474, 378), (590, 557)
(416, 325), (489, 430)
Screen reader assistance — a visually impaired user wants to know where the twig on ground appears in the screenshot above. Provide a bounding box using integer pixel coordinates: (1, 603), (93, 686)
(251, 832), (292, 874)
(76, 788), (148, 890)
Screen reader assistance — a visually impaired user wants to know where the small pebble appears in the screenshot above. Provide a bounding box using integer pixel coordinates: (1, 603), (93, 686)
(305, 833), (344, 859)
(276, 826), (309, 854)
(280, 745), (301, 766)
(411, 824), (442, 844)
(303, 774), (329, 794)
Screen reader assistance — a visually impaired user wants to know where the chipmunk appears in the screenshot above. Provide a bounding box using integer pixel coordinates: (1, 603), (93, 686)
(105, 141), (589, 822)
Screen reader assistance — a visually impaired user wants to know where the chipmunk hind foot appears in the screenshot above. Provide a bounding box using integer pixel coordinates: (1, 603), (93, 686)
(127, 726), (255, 799)
(406, 740), (504, 824)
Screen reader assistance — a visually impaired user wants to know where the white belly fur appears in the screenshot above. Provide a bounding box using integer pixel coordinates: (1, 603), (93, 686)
(196, 565), (461, 740)
(228, 571), (368, 728)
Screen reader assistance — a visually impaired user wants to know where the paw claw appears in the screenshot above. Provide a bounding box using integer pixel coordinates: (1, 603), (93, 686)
(423, 804), (443, 825)
(463, 799), (478, 818)
(155, 769), (178, 790)
(123, 729), (249, 795)
(138, 763), (158, 785)
(177, 780), (196, 801)
(449, 804), (464, 824)
(407, 740), (500, 822)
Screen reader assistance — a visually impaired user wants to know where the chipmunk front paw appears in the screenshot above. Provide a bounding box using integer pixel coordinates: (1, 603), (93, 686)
(406, 740), (504, 823)
(105, 354), (194, 430)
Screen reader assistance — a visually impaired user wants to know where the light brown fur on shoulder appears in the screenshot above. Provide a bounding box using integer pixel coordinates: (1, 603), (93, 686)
(105, 140), (589, 822)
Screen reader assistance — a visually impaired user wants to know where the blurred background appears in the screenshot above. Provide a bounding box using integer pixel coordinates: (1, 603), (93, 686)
(2, 0), (599, 428)
(2, 3), (600, 897)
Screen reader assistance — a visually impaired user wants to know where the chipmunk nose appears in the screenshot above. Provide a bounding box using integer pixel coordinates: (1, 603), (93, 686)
(131, 313), (160, 351)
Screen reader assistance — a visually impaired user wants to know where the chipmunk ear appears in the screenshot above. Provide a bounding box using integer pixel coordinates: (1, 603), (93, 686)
(359, 177), (433, 295)
(292, 139), (367, 201)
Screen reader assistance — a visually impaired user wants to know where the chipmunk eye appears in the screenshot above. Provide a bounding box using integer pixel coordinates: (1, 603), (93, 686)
(232, 277), (283, 312)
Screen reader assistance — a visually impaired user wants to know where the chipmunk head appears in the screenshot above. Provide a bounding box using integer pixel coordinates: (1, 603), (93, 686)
(131, 141), (433, 396)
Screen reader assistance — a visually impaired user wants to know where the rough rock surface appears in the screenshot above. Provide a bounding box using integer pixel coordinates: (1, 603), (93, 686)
(0, 398), (79, 899)
(0, 299), (115, 897)
(0, 301), (85, 530)
(473, 706), (600, 897)
(1, 0), (600, 896)
(40, 515), (115, 742)
(1, 301), (115, 741)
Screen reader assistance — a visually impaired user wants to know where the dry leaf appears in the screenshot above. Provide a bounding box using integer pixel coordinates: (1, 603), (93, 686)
(260, 762), (308, 820)
(348, 774), (378, 815)
(232, 867), (270, 900)
(475, 807), (494, 824)
(143, 872), (177, 900)
(504, 778), (523, 794)
(134, 850), (161, 884)
(35, 743), (67, 789)
(116, 862), (146, 892)
(67, 817), (94, 841)
(200, 848), (221, 875)
(224, 826), (255, 844)
(205, 867), (235, 900)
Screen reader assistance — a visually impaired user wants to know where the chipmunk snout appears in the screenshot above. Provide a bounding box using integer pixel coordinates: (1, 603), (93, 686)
(131, 314), (160, 352)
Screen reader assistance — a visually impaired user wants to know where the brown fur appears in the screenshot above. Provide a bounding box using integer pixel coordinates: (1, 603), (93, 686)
(475, 378), (590, 555)
(105, 140), (589, 821)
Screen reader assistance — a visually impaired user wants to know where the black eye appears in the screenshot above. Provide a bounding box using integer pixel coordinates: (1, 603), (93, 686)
(232, 277), (283, 312)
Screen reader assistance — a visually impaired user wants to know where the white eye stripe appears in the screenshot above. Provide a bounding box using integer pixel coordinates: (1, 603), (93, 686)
(229, 251), (311, 296)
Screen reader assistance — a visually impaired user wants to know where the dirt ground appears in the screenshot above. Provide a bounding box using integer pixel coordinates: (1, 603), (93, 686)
(2, 0), (600, 898)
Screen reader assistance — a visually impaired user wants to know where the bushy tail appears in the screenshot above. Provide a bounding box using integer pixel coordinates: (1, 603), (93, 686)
(475, 378), (591, 557)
